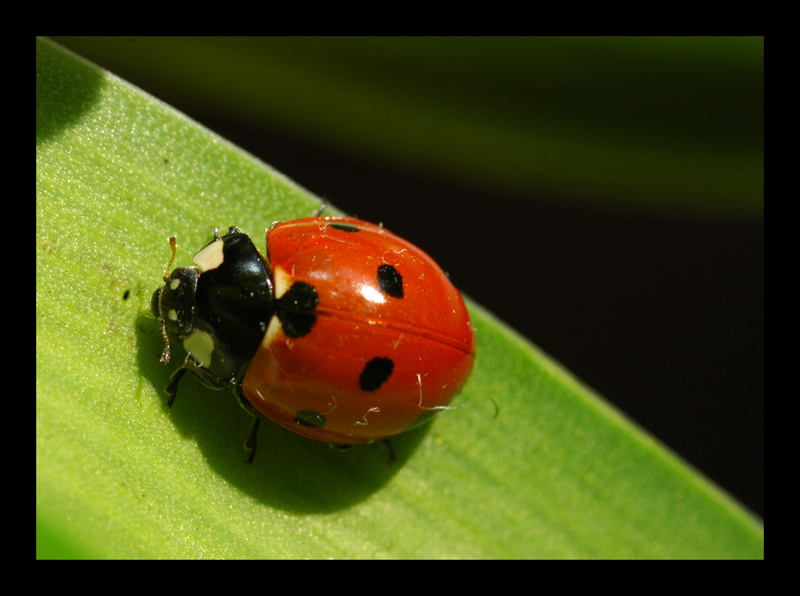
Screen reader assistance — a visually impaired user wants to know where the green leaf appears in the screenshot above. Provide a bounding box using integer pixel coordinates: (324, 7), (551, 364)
(37, 38), (763, 559)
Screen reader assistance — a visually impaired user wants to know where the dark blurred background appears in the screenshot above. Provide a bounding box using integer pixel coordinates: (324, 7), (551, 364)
(54, 37), (763, 518)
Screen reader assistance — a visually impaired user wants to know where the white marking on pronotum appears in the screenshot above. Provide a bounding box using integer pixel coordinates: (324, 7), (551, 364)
(183, 329), (215, 368)
(193, 238), (225, 273)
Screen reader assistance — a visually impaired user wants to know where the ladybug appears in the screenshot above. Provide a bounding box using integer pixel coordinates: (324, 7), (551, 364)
(151, 217), (475, 462)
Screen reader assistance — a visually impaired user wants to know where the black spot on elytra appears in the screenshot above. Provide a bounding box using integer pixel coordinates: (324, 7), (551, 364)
(330, 223), (360, 233)
(360, 357), (394, 392)
(295, 411), (326, 428)
(378, 264), (403, 298)
(276, 282), (319, 338)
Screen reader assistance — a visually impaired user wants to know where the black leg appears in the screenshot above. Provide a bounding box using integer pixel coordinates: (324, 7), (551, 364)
(383, 438), (396, 463)
(164, 367), (189, 408)
(243, 416), (261, 464)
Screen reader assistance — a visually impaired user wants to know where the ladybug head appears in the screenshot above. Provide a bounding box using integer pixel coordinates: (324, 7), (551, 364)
(151, 266), (199, 338)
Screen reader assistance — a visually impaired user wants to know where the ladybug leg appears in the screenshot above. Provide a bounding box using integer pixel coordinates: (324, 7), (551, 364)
(242, 417), (260, 464)
(164, 366), (188, 408)
(164, 355), (211, 407)
(165, 355), (233, 407)
(383, 439), (396, 463)
(233, 381), (263, 464)
(312, 203), (328, 217)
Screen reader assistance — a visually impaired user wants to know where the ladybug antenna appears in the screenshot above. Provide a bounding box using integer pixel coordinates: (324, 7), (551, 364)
(162, 236), (178, 283)
(159, 319), (171, 363)
(157, 236), (177, 362)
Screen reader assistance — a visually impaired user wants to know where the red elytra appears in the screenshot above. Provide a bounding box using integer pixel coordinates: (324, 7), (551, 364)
(241, 217), (476, 444)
